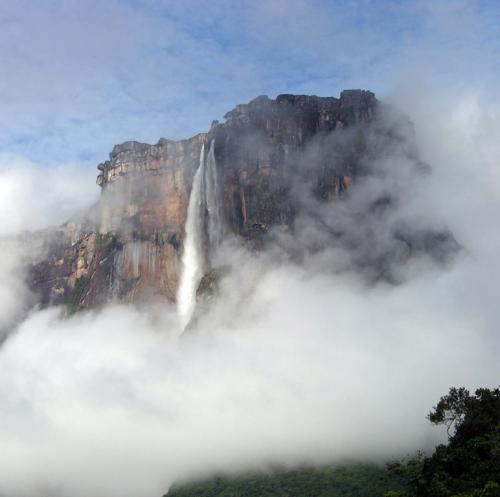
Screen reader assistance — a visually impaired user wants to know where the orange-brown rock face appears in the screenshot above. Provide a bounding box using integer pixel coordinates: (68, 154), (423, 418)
(28, 90), (458, 311)
(30, 135), (206, 309)
(95, 135), (205, 303)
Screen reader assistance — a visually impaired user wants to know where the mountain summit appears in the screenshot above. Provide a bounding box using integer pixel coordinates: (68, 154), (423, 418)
(28, 90), (457, 312)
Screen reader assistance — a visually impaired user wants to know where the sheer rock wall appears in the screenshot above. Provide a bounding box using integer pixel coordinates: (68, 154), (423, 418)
(28, 90), (455, 310)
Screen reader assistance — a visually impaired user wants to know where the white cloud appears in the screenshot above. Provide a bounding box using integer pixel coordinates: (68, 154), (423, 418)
(0, 2), (499, 496)
(0, 155), (98, 235)
(0, 86), (499, 496)
(3, 0), (498, 165)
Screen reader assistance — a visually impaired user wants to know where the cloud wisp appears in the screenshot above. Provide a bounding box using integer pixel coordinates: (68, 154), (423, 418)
(2, 0), (498, 165)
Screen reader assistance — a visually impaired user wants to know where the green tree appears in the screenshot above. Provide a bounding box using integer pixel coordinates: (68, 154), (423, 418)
(428, 387), (472, 435)
(389, 387), (500, 497)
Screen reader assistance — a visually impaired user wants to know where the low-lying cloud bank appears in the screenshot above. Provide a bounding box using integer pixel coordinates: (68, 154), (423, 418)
(0, 86), (499, 497)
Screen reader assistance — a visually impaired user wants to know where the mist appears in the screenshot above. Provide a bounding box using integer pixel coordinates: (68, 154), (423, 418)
(0, 155), (98, 235)
(0, 79), (498, 497)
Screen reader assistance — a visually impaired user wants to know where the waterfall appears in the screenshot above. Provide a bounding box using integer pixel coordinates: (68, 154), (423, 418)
(177, 140), (224, 329)
(177, 144), (207, 329)
(205, 140), (224, 252)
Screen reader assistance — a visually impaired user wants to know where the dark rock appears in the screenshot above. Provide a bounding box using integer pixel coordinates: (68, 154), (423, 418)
(27, 90), (459, 310)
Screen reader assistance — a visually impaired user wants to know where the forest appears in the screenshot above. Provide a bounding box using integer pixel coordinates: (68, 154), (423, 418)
(166, 388), (500, 497)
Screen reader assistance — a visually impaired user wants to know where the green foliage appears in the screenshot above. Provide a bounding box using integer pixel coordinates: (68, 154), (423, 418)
(428, 387), (471, 435)
(196, 266), (231, 300)
(452, 480), (500, 497)
(387, 452), (426, 496)
(95, 233), (118, 251)
(65, 273), (91, 313)
(165, 464), (405, 497)
(389, 387), (500, 497)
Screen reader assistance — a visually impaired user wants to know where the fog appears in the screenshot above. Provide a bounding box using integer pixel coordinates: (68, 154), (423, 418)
(0, 86), (499, 497)
(0, 155), (98, 236)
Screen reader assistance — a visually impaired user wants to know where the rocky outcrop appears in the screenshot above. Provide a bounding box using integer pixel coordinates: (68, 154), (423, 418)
(27, 90), (457, 311)
(30, 134), (206, 309)
(211, 91), (377, 238)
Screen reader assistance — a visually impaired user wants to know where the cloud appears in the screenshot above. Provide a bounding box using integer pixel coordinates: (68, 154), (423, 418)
(0, 155), (98, 235)
(0, 0), (172, 163)
(0, 270), (476, 497)
(0, 243), (496, 497)
(0, 154), (98, 336)
(0, 238), (32, 335)
(0, 2), (499, 496)
(3, 0), (498, 165)
(0, 81), (499, 497)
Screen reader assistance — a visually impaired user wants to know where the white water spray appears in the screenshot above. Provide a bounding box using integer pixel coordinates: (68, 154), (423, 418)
(177, 144), (207, 329)
(177, 140), (224, 329)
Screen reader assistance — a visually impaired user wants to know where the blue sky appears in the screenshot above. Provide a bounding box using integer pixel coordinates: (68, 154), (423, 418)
(0, 0), (499, 167)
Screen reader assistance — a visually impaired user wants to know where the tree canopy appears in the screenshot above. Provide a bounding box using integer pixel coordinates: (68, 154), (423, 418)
(388, 387), (500, 497)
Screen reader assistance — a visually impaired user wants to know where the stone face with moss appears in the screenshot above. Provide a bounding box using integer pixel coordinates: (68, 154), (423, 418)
(196, 267), (230, 301)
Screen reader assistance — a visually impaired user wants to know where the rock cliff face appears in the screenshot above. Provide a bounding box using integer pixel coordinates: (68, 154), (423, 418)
(211, 91), (376, 238)
(28, 90), (457, 311)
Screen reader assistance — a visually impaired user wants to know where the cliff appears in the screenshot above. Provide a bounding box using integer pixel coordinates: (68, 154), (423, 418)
(28, 90), (457, 311)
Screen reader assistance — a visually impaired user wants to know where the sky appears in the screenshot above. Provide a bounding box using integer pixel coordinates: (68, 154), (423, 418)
(0, 0), (499, 167)
(0, 2), (499, 497)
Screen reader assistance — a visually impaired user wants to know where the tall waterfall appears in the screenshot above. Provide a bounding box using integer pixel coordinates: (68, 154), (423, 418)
(177, 144), (207, 329)
(205, 139), (224, 252)
(177, 140), (223, 329)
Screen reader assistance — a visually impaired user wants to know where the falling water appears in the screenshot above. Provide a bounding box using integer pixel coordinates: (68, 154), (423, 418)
(205, 140), (224, 252)
(177, 140), (225, 329)
(177, 144), (207, 329)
